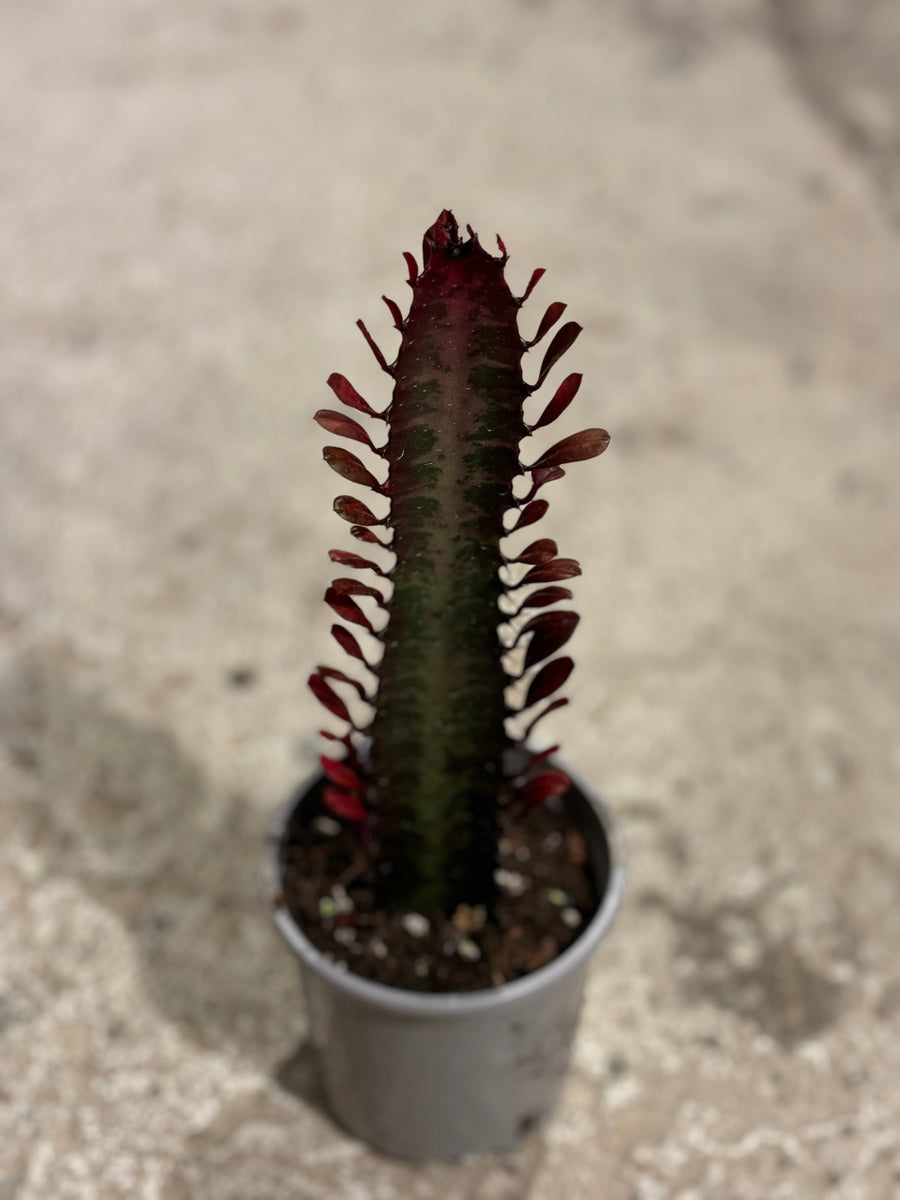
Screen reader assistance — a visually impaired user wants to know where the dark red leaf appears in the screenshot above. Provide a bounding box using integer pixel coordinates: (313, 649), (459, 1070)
(509, 538), (557, 565)
(333, 495), (383, 526)
(512, 744), (561, 780)
(522, 657), (574, 709)
(529, 373), (583, 433)
(323, 787), (367, 822)
(527, 301), (567, 348)
(403, 251), (419, 285)
(327, 372), (383, 420)
(328, 549), (387, 576)
(330, 576), (387, 607)
(321, 756), (364, 792)
(331, 623), (369, 665)
(506, 499), (548, 534)
(382, 294), (405, 331)
(518, 267), (545, 306)
(357, 319), (394, 376)
(315, 409), (378, 452)
(520, 611), (580, 670)
(518, 768), (571, 809)
(319, 728), (361, 767)
(350, 525), (392, 547)
(520, 466), (566, 503)
(533, 321), (582, 390)
(525, 428), (610, 472)
(520, 558), (582, 586)
(521, 696), (570, 742)
(324, 588), (376, 633)
(318, 665), (371, 704)
(323, 446), (383, 491)
(495, 232), (508, 259)
(309, 672), (351, 722)
(511, 585), (574, 613)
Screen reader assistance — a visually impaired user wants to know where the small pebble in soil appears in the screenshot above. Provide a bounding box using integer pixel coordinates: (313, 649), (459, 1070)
(414, 957), (430, 979)
(332, 884), (353, 914)
(451, 903), (487, 933)
(514, 845), (531, 863)
(318, 897), (338, 919)
(543, 831), (563, 852)
(370, 938), (388, 959)
(312, 816), (342, 838)
(333, 926), (357, 946)
(561, 907), (582, 929)
(401, 913), (430, 938)
(495, 868), (528, 896)
(548, 888), (570, 907)
(457, 938), (482, 962)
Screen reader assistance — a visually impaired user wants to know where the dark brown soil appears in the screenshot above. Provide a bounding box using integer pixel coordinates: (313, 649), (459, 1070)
(277, 778), (604, 992)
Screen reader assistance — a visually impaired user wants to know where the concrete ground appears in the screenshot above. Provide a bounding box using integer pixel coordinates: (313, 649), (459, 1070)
(2, 1), (899, 1196)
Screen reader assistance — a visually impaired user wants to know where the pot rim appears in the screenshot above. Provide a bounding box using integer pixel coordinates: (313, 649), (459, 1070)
(262, 762), (625, 1019)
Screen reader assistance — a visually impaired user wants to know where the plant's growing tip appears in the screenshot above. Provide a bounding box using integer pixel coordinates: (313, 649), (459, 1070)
(310, 210), (609, 914)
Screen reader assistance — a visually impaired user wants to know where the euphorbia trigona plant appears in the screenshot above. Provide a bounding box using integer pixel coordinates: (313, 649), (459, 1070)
(309, 210), (608, 917)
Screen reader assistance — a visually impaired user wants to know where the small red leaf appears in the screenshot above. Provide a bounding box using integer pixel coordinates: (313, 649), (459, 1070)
(331, 623), (370, 665)
(527, 301), (567, 348)
(511, 585), (574, 613)
(522, 657), (574, 709)
(525, 428), (610, 472)
(357, 319), (394, 376)
(495, 232), (508, 259)
(518, 267), (545, 306)
(509, 538), (557, 565)
(350, 525), (392, 547)
(518, 768), (571, 809)
(403, 251), (419, 286)
(520, 611), (580, 670)
(507, 499), (548, 534)
(330, 576), (387, 607)
(521, 696), (570, 742)
(321, 756), (364, 792)
(323, 787), (367, 822)
(323, 446), (383, 491)
(317, 665), (371, 704)
(320, 728), (361, 768)
(309, 672), (351, 722)
(328, 549), (387, 576)
(529, 373), (583, 433)
(533, 322), (582, 390)
(520, 466), (566, 503)
(512, 744), (561, 780)
(327, 373), (383, 420)
(382, 295), (405, 331)
(324, 588), (376, 633)
(315, 409), (378, 452)
(520, 558), (582, 585)
(334, 496), (383, 526)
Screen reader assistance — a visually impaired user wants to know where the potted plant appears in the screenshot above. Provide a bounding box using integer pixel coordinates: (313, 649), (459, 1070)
(263, 210), (625, 1160)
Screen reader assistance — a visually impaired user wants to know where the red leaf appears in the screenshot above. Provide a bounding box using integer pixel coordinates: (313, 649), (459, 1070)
(319, 728), (361, 768)
(533, 322), (582, 390)
(522, 657), (574, 709)
(357, 319), (394, 375)
(328, 549), (387, 576)
(323, 446), (383, 491)
(315, 409), (378, 452)
(382, 294), (405, 331)
(512, 744), (560, 780)
(324, 588), (376, 633)
(525, 428), (610, 472)
(528, 301), (567, 348)
(529, 373), (582, 433)
(323, 787), (367, 822)
(321, 756), (364, 792)
(318, 665), (371, 704)
(521, 696), (570, 742)
(331, 623), (370, 665)
(520, 466), (566, 503)
(511, 585), (574, 613)
(495, 232), (508, 260)
(520, 558), (582, 585)
(507, 499), (548, 534)
(327, 373), (383, 420)
(403, 251), (419, 285)
(520, 611), (580, 670)
(330, 576), (387, 607)
(518, 768), (571, 809)
(309, 672), (351, 722)
(350, 525), (392, 547)
(518, 267), (545, 306)
(334, 495), (383, 526)
(509, 538), (557, 565)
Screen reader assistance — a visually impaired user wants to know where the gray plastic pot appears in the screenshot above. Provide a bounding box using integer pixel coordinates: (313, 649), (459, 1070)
(263, 767), (624, 1161)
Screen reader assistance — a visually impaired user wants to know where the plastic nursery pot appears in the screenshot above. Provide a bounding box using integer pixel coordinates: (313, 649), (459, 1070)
(263, 767), (625, 1162)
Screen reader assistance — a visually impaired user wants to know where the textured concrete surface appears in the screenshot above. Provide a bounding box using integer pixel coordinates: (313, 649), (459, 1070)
(2, 1), (899, 1196)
